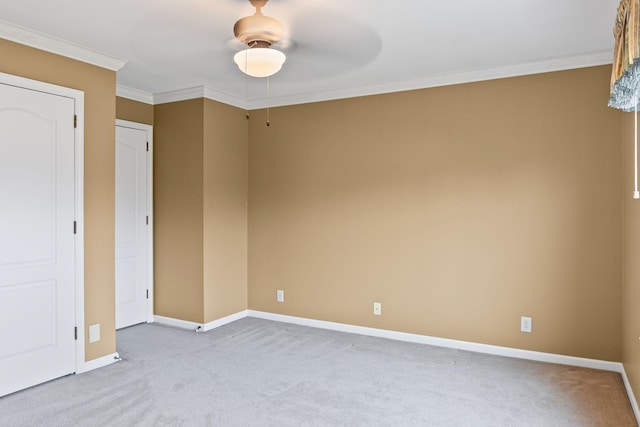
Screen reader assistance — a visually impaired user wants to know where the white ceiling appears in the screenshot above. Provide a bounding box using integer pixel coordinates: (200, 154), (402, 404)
(0, 0), (620, 108)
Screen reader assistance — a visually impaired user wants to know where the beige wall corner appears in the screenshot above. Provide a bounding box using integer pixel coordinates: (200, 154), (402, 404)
(116, 96), (154, 125)
(203, 99), (249, 322)
(248, 65), (622, 362)
(154, 99), (205, 323)
(622, 111), (640, 408)
(0, 38), (117, 362)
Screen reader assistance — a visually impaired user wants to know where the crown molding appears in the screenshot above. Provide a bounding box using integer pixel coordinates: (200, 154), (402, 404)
(249, 50), (614, 109)
(153, 85), (247, 109)
(153, 86), (205, 105)
(203, 86), (247, 109)
(125, 50), (614, 109)
(0, 19), (127, 71)
(116, 85), (154, 104)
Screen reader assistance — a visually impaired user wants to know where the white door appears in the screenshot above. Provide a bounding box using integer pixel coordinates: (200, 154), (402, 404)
(0, 83), (76, 396)
(115, 124), (151, 329)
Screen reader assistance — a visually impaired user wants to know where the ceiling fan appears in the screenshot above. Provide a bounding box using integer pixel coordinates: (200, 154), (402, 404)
(229, 0), (383, 84)
(232, 0), (287, 78)
(228, 0), (383, 124)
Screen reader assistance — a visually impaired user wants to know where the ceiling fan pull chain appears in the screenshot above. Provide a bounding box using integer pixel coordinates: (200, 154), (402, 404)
(245, 50), (250, 120)
(266, 76), (271, 127)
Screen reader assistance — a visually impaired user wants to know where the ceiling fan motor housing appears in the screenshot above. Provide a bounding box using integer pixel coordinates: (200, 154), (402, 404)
(233, 2), (284, 46)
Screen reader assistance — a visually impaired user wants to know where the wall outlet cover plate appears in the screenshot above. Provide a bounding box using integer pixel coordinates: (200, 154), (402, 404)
(520, 316), (532, 333)
(89, 324), (101, 343)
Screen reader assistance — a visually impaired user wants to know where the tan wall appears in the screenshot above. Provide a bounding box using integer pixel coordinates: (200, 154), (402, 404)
(0, 39), (116, 361)
(116, 96), (153, 125)
(622, 112), (640, 405)
(248, 65), (622, 361)
(203, 100), (249, 322)
(154, 98), (248, 323)
(154, 99), (205, 323)
(3, 33), (627, 381)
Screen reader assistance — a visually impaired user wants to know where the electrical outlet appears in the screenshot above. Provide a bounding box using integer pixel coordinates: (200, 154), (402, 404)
(520, 316), (532, 333)
(373, 302), (382, 316)
(276, 289), (284, 302)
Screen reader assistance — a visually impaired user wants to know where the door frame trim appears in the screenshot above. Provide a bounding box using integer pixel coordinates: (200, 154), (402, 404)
(115, 119), (154, 324)
(0, 71), (86, 372)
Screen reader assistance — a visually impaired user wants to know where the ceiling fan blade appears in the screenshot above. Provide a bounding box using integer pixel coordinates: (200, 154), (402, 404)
(284, 7), (382, 78)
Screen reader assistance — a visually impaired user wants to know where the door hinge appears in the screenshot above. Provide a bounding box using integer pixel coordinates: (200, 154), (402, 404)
(73, 221), (77, 234)
(146, 289), (149, 299)
(74, 327), (78, 340)
(146, 142), (149, 152)
(74, 115), (77, 128)
(146, 215), (149, 225)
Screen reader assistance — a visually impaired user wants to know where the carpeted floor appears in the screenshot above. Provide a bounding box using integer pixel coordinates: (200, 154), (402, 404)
(0, 317), (636, 426)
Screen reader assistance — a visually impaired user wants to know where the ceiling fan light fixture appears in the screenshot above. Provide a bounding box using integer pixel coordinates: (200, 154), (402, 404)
(233, 47), (286, 78)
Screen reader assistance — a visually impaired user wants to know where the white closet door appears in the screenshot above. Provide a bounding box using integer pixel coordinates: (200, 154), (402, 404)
(0, 83), (76, 396)
(115, 125), (148, 329)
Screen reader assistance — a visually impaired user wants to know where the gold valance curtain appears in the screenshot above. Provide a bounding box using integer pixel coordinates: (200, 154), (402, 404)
(610, 0), (640, 111)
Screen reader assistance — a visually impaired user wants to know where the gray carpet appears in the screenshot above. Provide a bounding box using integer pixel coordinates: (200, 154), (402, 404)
(0, 317), (636, 426)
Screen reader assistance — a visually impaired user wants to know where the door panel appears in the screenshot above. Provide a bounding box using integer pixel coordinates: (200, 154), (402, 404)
(0, 109), (57, 267)
(0, 281), (56, 359)
(0, 83), (76, 397)
(115, 125), (148, 329)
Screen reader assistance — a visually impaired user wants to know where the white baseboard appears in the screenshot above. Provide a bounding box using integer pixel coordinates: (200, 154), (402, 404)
(247, 310), (623, 373)
(154, 315), (202, 331)
(202, 310), (248, 332)
(76, 352), (120, 374)
(153, 311), (249, 333)
(621, 367), (640, 422)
